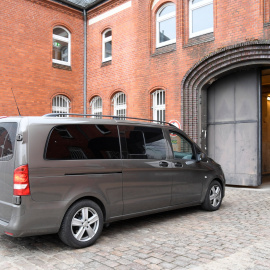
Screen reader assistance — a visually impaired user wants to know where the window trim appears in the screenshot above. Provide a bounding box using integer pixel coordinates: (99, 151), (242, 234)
(90, 96), (103, 118)
(156, 3), (176, 48)
(52, 95), (71, 117)
(52, 26), (71, 66)
(152, 90), (166, 122)
(102, 29), (112, 62)
(113, 92), (126, 119)
(189, 0), (214, 38)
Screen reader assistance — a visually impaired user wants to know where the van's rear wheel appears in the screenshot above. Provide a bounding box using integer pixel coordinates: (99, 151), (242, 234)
(59, 200), (103, 248)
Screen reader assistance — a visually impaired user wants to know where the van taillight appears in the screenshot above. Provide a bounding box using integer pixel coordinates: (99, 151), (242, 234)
(13, 165), (30, 196)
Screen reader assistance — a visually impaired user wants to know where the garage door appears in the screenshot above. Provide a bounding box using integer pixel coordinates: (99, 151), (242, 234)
(207, 70), (260, 186)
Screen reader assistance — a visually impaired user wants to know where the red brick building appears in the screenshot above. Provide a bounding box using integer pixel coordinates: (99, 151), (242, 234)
(2, 0), (270, 186)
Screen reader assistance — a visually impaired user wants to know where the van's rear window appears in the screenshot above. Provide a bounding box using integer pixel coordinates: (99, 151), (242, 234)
(45, 124), (121, 160)
(0, 123), (17, 161)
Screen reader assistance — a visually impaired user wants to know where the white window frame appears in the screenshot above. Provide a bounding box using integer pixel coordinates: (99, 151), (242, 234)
(156, 3), (176, 48)
(90, 96), (103, 118)
(152, 90), (165, 122)
(52, 95), (71, 117)
(52, 26), (71, 66)
(113, 92), (126, 119)
(102, 29), (112, 62)
(189, 0), (213, 38)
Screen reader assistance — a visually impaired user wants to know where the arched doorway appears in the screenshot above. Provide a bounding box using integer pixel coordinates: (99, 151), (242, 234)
(181, 41), (270, 186)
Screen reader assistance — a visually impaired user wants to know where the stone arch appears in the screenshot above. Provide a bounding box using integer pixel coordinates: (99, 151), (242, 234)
(181, 40), (270, 145)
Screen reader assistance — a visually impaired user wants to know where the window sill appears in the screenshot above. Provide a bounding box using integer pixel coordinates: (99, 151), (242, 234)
(52, 63), (72, 71)
(184, 32), (214, 48)
(101, 60), (112, 67)
(152, 43), (176, 57)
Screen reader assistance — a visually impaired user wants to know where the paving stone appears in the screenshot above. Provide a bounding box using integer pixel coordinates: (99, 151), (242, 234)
(146, 257), (162, 264)
(1, 188), (270, 269)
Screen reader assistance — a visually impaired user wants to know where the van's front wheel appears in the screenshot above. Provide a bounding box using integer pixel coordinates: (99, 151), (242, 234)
(59, 200), (103, 248)
(201, 180), (222, 211)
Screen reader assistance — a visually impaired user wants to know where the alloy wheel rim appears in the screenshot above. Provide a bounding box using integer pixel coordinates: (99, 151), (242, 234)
(209, 185), (221, 207)
(71, 207), (99, 242)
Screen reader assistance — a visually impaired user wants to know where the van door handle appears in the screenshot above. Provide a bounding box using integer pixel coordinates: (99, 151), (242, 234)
(174, 162), (183, 168)
(159, 161), (169, 167)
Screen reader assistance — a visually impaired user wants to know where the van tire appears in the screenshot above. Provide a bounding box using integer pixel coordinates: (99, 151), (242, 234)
(58, 200), (103, 248)
(201, 180), (222, 211)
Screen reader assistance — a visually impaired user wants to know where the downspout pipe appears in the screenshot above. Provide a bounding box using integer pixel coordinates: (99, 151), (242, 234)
(83, 9), (87, 115)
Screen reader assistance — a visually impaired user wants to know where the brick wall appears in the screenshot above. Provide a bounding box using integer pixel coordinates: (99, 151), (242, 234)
(87, 0), (268, 127)
(1, 0), (270, 127)
(0, 0), (84, 116)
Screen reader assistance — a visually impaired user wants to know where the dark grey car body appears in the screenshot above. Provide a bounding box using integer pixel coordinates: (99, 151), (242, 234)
(0, 116), (225, 241)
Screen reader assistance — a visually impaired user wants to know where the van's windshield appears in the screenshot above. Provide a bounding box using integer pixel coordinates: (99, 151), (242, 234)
(0, 123), (17, 161)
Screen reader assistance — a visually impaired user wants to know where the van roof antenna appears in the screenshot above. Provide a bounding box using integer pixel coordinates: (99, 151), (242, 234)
(11, 88), (21, 116)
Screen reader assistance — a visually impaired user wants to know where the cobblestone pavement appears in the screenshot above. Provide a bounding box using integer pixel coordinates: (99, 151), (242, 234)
(0, 187), (270, 270)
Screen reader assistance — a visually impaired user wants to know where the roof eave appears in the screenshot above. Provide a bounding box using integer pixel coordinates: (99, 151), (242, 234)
(52, 0), (107, 10)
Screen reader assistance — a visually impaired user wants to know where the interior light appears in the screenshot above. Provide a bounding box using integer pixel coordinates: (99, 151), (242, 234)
(267, 96), (270, 101)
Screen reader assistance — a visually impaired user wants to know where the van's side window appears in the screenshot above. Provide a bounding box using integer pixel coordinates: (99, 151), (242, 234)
(120, 126), (166, 159)
(0, 123), (17, 161)
(169, 131), (195, 160)
(45, 124), (120, 160)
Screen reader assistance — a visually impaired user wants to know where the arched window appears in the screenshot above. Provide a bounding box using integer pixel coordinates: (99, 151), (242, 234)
(113, 92), (126, 119)
(53, 27), (71, 65)
(52, 95), (70, 117)
(156, 3), (176, 48)
(189, 0), (213, 38)
(102, 29), (112, 62)
(90, 96), (103, 118)
(152, 90), (165, 122)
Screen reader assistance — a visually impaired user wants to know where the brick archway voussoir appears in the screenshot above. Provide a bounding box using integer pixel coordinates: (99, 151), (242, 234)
(181, 40), (270, 142)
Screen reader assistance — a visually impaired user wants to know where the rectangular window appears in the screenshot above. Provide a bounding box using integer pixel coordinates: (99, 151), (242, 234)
(189, 0), (213, 38)
(0, 123), (17, 161)
(45, 124), (120, 160)
(120, 126), (167, 160)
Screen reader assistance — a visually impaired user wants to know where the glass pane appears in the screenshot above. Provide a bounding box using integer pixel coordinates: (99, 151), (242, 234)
(105, 41), (112, 58)
(120, 126), (166, 160)
(170, 132), (194, 160)
(53, 28), (68, 38)
(94, 98), (102, 109)
(144, 128), (166, 159)
(105, 30), (112, 38)
(53, 39), (69, 62)
(159, 5), (175, 16)
(46, 125), (121, 160)
(61, 47), (68, 62)
(192, 4), (213, 33)
(159, 17), (176, 43)
(126, 131), (145, 155)
(0, 123), (17, 161)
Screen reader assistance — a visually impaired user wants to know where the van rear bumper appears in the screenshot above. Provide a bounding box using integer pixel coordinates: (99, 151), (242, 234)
(0, 196), (67, 237)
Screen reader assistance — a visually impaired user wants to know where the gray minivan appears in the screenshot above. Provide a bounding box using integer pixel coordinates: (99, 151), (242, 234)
(0, 115), (225, 248)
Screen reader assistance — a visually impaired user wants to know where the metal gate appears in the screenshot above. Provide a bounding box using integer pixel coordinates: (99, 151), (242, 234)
(207, 70), (261, 186)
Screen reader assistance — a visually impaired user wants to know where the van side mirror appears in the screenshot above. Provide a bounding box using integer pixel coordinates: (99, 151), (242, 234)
(197, 152), (207, 162)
